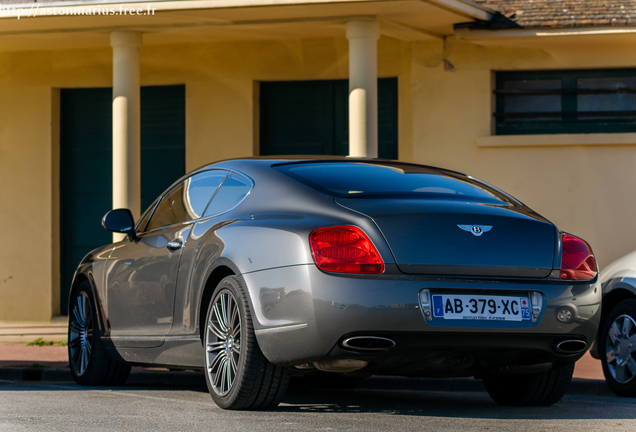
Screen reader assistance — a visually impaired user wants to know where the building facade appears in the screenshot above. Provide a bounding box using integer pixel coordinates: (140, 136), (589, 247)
(1, 0), (636, 321)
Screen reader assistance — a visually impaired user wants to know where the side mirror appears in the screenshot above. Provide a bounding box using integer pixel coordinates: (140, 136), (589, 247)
(102, 209), (138, 241)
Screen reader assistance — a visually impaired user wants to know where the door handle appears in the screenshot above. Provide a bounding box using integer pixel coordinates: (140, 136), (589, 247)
(166, 239), (183, 252)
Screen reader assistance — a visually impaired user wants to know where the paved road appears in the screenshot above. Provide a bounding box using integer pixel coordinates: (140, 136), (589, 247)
(1, 378), (635, 432)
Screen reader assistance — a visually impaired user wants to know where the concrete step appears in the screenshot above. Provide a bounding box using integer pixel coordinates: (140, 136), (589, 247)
(0, 317), (68, 343)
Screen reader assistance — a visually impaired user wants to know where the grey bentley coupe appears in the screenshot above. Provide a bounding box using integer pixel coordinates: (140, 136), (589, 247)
(67, 157), (601, 409)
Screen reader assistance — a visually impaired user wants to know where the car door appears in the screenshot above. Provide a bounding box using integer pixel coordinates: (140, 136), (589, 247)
(104, 170), (229, 347)
(169, 171), (254, 337)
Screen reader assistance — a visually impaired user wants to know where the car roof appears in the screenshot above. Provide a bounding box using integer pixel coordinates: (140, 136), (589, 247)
(190, 156), (466, 177)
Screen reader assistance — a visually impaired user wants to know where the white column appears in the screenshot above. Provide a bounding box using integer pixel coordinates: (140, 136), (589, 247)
(346, 20), (379, 158)
(111, 31), (142, 241)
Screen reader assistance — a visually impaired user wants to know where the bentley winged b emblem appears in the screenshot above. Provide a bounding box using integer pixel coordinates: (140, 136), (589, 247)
(458, 224), (493, 237)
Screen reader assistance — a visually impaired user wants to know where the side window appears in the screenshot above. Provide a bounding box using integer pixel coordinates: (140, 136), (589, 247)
(135, 198), (159, 233)
(145, 170), (229, 232)
(145, 182), (189, 231)
(186, 170), (229, 218)
(203, 172), (252, 217)
(496, 69), (636, 135)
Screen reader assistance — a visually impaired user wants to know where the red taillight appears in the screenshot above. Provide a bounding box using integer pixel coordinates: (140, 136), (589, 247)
(559, 234), (597, 281)
(309, 226), (384, 274)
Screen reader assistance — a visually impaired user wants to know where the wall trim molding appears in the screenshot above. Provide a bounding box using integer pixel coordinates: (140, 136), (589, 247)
(476, 133), (636, 148)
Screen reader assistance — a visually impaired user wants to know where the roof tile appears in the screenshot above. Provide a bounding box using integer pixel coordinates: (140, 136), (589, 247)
(471, 0), (636, 28)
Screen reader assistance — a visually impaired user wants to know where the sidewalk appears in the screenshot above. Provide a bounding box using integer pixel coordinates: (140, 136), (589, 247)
(0, 320), (611, 396)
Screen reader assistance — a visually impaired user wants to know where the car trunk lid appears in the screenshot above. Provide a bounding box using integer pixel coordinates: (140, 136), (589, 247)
(336, 197), (556, 278)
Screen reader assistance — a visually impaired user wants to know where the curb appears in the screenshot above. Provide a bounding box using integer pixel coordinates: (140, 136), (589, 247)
(0, 368), (207, 387)
(0, 367), (614, 397)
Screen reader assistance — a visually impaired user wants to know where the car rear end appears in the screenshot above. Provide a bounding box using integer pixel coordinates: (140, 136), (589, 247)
(250, 160), (600, 382)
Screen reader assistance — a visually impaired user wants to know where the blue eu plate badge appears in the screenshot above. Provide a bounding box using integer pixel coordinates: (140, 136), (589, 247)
(521, 298), (531, 320)
(433, 296), (444, 317)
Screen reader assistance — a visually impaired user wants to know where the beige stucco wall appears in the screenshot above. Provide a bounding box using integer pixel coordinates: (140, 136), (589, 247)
(411, 36), (636, 273)
(0, 36), (410, 321)
(2, 30), (636, 322)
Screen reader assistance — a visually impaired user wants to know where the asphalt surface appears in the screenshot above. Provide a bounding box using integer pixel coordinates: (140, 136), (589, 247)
(1, 377), (635, 432)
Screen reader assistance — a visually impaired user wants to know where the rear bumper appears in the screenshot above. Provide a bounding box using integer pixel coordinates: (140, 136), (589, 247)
(321, 332), (589, 377)
(242, 264), (601, 375)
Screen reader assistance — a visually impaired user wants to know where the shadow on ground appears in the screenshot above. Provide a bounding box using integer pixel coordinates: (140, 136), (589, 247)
(1, 374), (634, 421)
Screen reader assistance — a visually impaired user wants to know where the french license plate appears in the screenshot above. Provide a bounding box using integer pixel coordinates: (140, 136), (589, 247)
(432, 294), (531, 321)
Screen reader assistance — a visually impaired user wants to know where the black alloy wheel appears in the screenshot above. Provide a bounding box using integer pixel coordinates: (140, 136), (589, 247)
(68, 281), (131, 386)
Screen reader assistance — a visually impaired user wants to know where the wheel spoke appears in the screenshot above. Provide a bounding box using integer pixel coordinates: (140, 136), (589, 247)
(231, 344), (240, 355)
(227, 295), (235, 326)
(221, 294), (229, 329)
(77, 296), (84, 323)
(208, 322), (225, 341)
(80, 348), (87, 373)
(82, 295), (89, 326)
(230, 352), (238, 375)
(213, 303), (227, 333)
(207, 342), (225, 353)
(630, 334), (636, 346)
(69, 321), (83, 333)
(225, 360), (232, 391)
(212, 367), (222, 388)
(609, 322), (621, 344)
(616, 364), (627, 382)
(622, 317), (634, 336)
(71, 345), (81, 364)
(69, 336), (81, 349)
(229, 298), (238, 328)
(217, 357), (227, 390)
(72, 306), (83, 328)
(232, 325), (240, 339)
(209, 351), (226, 374)
(85, 309), (92, 330)
(606, 349), (616, 364)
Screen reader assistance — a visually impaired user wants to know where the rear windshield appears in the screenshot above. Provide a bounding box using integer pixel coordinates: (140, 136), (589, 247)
(275, 162), (514, 203)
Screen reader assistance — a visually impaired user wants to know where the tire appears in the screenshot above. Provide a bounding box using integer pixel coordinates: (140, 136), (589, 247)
(68, 281), (131, 386)
(303, 372), (363, 390)
(482, 363), (574, 406)
(600, 299), (636, 397)
(203, 276), (290, 410)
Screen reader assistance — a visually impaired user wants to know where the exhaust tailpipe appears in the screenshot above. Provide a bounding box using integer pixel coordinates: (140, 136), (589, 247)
(554, 339), (587, 354)
(342, 336), (396, 351)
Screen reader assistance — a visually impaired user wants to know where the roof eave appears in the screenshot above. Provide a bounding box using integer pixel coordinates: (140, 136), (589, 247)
(456, 25), (636, 41)
(428, 0), (493, 21)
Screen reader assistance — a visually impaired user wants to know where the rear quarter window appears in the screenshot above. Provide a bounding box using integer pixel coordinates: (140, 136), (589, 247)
(203, 172), (253, 217)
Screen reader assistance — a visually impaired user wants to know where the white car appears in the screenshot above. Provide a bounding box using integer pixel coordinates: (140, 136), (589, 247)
(592, 250), (636, 396)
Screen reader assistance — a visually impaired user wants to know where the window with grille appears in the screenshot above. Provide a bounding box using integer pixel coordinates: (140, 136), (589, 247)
(495, 70), (636, 135)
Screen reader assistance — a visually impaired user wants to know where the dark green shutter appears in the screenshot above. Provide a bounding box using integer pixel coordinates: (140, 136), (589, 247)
(260, 78), (398, 158)
(60, 85), (185, 314)
(141, 86), (187, 211)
